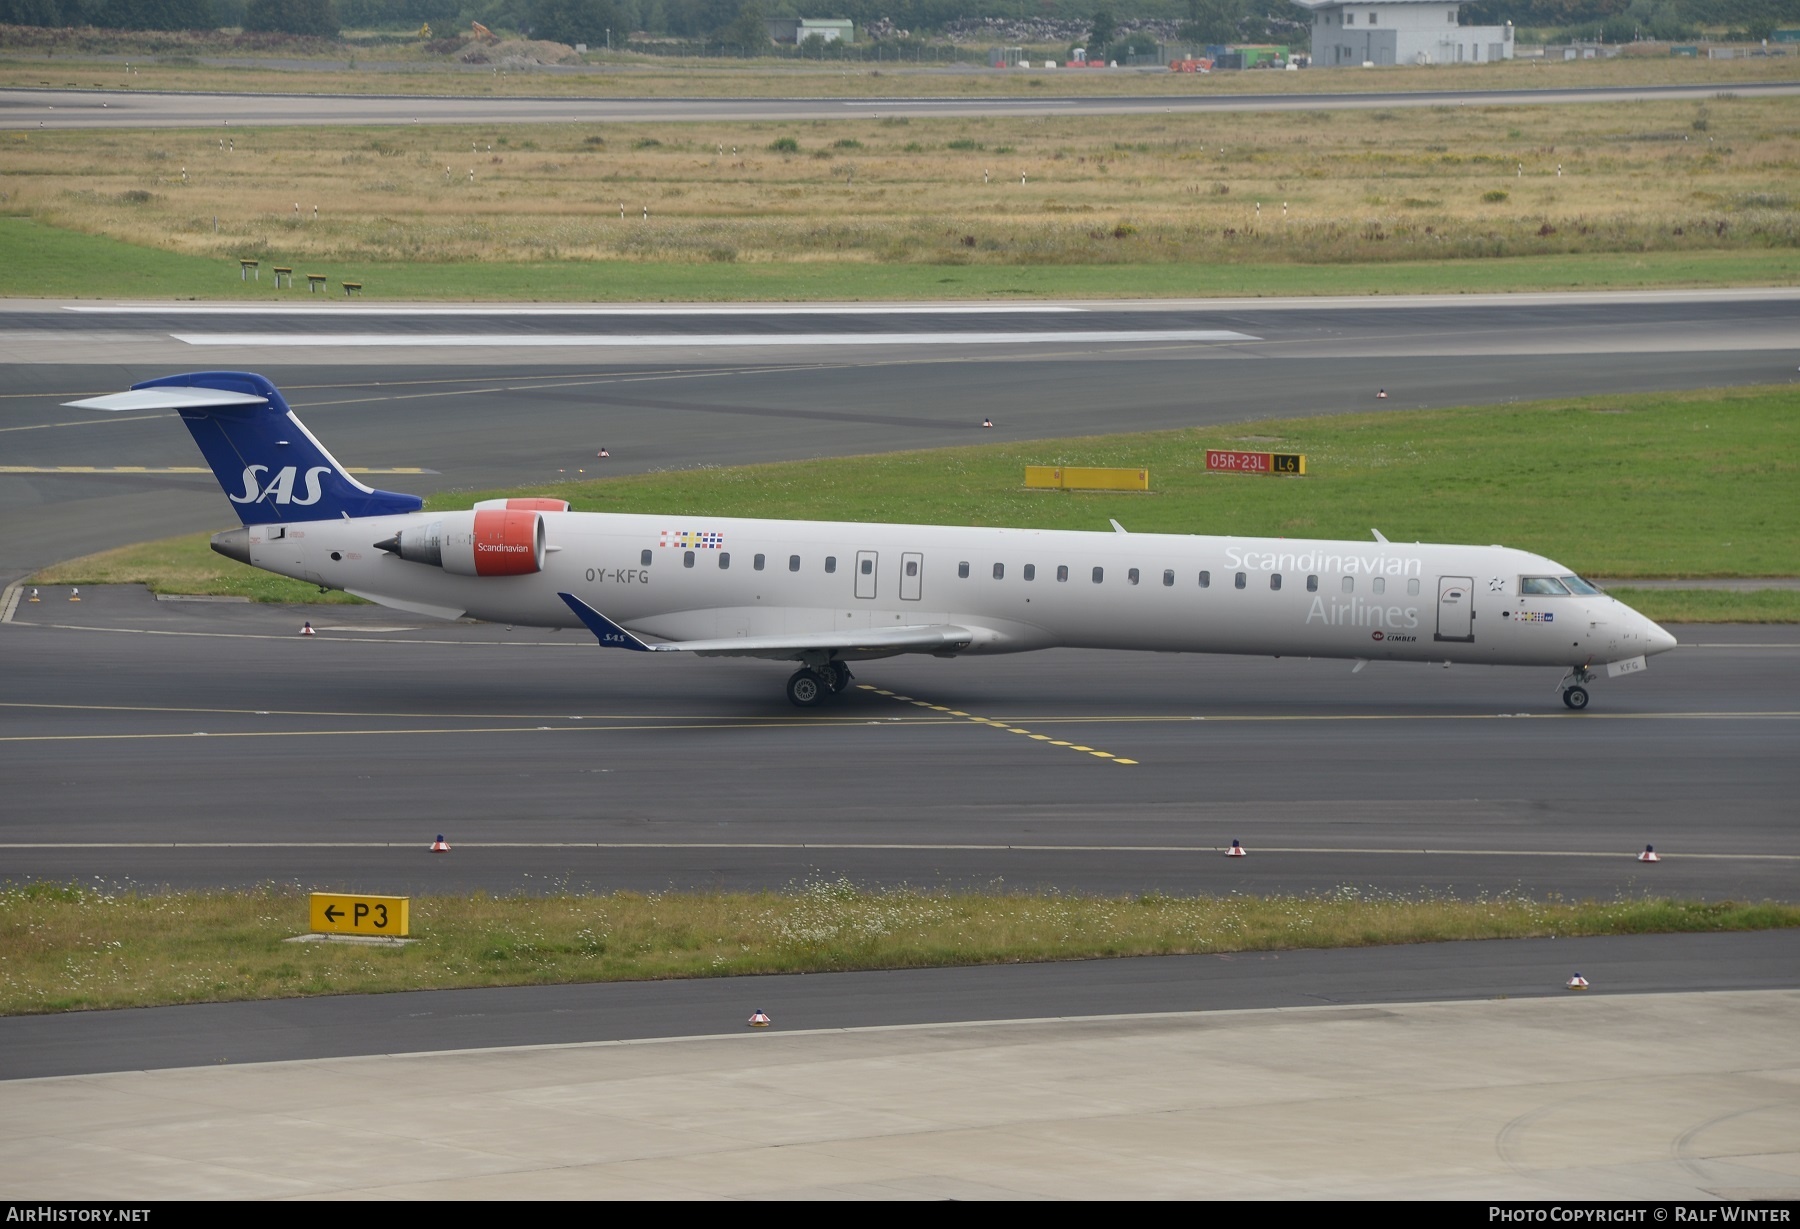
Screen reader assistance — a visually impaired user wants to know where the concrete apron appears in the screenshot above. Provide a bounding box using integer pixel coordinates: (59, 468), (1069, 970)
(3, 989), (1797, 1199)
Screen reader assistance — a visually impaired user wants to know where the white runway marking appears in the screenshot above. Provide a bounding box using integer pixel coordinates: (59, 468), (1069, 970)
(72, 304), (1086, 316)
(171, 329), (1259, 348)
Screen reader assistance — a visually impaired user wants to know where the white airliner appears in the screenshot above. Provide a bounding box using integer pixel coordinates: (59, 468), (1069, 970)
(71, 372), (1677, 709)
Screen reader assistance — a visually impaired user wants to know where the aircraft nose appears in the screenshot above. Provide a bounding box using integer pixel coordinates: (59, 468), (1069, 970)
(1645, 619), (1678, 656)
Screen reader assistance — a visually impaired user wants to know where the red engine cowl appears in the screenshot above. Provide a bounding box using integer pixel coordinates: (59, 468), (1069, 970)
(381, 509), (545, 576)
(464, 508), (544, 576)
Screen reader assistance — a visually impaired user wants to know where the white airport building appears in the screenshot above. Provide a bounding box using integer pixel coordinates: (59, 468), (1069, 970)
(1295, 0), (1514, 66)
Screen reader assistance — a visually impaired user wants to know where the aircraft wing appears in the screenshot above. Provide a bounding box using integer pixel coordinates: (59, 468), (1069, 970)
(557, 593), (973, 659)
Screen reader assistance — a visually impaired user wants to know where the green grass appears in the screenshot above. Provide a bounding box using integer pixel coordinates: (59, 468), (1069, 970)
(33, 385), (1799, 616)
(3, 216), (1798, 301)
(4, 879), (1794, 1015)
(1607, 588), (1800, 624)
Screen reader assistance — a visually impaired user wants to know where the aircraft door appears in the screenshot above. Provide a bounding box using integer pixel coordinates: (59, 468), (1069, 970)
(854, 550), (878, 600)
(900, 552), (923, 601)
(1435, 575), (1474, 642)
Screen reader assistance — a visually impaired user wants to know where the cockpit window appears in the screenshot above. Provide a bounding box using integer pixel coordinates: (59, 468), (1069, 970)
(1521, 577), (1571, 596)
(1560, 575), (1602, 595)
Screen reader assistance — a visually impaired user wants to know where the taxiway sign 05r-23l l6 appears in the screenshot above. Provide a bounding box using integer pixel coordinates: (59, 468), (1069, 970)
(71, 372), (1678, 709)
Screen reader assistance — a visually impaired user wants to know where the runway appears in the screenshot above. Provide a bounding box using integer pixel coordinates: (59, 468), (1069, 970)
(7, 80), (1800, 130)
(2, 585), (1795, 899)
(5, 290), (1796, 578)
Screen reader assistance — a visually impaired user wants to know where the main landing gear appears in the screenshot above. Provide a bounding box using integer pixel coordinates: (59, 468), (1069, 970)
(786, 661), (854, 707)
(1559, 665), (1596, 711)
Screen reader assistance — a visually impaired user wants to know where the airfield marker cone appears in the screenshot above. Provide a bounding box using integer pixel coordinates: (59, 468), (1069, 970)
(1638, 845), (1660, 863)
(1225, 839), (1247, 857)
(68, 587), (80, 602)
(596, 448), (610, 458)
(1376, 389), (1388, 399)
(1567, 973), (1589, 990)
(299, 620), (315, 636)
(982, 418), (994, 429)
(748, 1010), (771, 1028)
(431, 834), (450, 852)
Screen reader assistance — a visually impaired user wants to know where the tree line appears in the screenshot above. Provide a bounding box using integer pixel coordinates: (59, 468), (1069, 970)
(1, 0), (1788, 41)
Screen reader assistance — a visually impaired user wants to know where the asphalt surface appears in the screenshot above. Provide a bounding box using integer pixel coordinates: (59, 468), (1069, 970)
(2, 291), (1796, 1085)
(6, 80), (1799, 129)
(2, 585), (1795, 899)
(4, 930), (1796, 1080)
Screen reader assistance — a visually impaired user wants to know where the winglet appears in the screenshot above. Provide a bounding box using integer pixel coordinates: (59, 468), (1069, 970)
(557, 593), (664, 651)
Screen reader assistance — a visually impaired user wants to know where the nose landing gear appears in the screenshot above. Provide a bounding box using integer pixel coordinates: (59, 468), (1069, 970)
(1558, 664), (1596, 711)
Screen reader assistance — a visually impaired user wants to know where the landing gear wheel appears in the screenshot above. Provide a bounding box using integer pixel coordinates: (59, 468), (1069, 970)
(822, 662), (853, 694)
(1562, 686), (1590, 711)
(786, 668), (826, 707)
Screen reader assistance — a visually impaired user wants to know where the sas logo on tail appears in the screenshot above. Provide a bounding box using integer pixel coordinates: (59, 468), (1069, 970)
(229, 465), (332, 506)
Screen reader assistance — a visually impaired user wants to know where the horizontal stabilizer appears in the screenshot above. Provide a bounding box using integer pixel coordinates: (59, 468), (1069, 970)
(64, 388), (268, 413)
(558, 593), (975, 660)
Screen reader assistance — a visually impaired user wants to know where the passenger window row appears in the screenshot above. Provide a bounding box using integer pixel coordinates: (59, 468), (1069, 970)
(655, 550), (1420, 598)
(944, 563), (1422, 596)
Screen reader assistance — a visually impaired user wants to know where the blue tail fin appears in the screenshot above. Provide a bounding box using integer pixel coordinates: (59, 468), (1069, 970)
(134, 372), (423, 524)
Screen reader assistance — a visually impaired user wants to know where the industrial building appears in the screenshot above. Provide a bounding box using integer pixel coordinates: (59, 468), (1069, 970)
(1295, 0), (1514, 66)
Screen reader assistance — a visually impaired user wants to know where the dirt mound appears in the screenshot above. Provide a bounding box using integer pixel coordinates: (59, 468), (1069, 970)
(461, 39), (584, 67)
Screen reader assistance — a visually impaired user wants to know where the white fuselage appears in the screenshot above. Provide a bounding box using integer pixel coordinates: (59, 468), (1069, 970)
(245, 511), (1674, 670)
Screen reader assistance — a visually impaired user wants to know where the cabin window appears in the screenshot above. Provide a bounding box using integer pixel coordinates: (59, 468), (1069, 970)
(754, 553), (766, 571)
(1234, 572), (1246, 589)
(906, 560), (918, 577)
(1163, 570), (1175, 587)
(1373, 577), (1386, 595)
(1342, 576), (1354, 593)
(825, 556), (837, 574)
(641, 549), (652, 567)
(860, 558), (873, 576)
(1307, 574), (1319, 592)
(1092, 567), (1105, 584)
(1127, 567), (1140, 586)
(719, 552), (730, 570)
(1521, 576), (1570, 596)
(1407, 578), (1420, 596)
(1199, 570), (1211, 588)
(1057, 565), (1069, 582)
(1271, 573), (1282, 591)
(1023, 564), (1036, 581)
(683, 550), (695, 569)
(958, 561), (970, 579)
(993, 562), (1005, 580)
(789, 555), (801, 572)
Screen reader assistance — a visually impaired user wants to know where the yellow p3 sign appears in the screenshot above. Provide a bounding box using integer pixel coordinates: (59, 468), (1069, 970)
(310, 893), (410, 937)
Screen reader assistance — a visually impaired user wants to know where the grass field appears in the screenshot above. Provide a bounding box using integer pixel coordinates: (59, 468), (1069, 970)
(32, 385), (1800, 621)
(4, 879), (1794, 1015)
(4, 217), (1796, 302)
(2, 91), (1797, 292)
(3, 39), (1795, 99)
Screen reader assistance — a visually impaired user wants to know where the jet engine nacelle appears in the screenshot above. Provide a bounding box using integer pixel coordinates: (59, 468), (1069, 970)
(378, 509), (545, 577)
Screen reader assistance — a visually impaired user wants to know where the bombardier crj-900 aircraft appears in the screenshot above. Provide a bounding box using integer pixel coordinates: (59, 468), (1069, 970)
(72, 372), (1677, 710)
